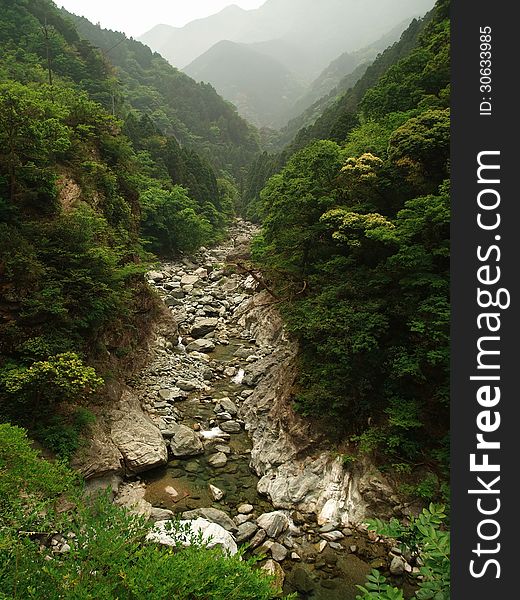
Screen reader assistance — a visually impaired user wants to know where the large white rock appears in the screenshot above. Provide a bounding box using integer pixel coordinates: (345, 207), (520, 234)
(110, 392), (168, 474)
(182, 508), (237, 532)
(147, 518), (238, 556)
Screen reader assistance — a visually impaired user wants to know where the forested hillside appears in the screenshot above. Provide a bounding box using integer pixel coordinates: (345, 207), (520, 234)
(63, 10), (260, 181)
(0, 0), (237, 443)
(242, 12), (432, 218)
(0, 2), (284, 595)
(250, 0), (450, 493)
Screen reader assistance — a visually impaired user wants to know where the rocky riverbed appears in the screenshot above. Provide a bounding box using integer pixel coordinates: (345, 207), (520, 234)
(79, 220), (417, 599)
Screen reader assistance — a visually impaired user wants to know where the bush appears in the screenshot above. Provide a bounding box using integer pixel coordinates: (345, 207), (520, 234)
(0, 424), (290, 600)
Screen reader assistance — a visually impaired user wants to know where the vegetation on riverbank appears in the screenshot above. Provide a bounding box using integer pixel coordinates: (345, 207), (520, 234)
(249, 0), (450, 499)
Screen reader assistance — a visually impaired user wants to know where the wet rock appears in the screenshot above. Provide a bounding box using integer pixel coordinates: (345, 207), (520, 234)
(165, 486), (179, 499)
(186, 339), (215, 353)
(208, 452), (228, 468)
(236, 521), (258, 543)
(256, 511), (290, 538)
(182, 508), (237, 533)
(169, 423), (204, 457)
(290, 566), (315, 594)
(220, 420), (242, 434)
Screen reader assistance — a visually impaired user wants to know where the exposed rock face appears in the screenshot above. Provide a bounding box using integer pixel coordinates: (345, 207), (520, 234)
(236, 291), (399, 525)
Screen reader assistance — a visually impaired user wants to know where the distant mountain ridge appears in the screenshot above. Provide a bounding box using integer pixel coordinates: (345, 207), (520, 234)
(183, 40), (305, 128)
(140, 0), (435, 76)
(140, 0), (435, 128)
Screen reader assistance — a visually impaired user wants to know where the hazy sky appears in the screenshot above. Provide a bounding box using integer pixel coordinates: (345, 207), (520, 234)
(58, 1), (266, 38)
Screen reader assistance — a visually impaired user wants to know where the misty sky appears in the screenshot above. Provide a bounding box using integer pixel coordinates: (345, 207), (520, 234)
(57, 0), (266, 38)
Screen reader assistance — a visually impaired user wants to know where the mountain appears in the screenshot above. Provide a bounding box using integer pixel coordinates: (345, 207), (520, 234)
(63, 10), (260, 180)
(287, 18), (414, 122)
(272, 18), (418, 147)
(140, 0), (435, 80)
(183, 40), (304, 128)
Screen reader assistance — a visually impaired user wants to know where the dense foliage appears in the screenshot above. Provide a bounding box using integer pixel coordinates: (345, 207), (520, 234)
(62, 10), (260, 182)
(0, 0), (234, 446)
(358, 504), (450, 600)
(252, 0), (450, 484)
(0, 424), (286, 600)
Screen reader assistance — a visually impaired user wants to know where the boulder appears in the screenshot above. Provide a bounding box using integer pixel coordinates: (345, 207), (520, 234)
(186, 339), (215, 353)
(148, 518), (237, 556)
(257, 511), (290, 538)
(238, 503), (254, 515)
(191, 317), (218, 338)
(236, 521), (258, 543)
(182, 508), (237, 532)
(111, 410), (168, 474)
(150, 507), (175, 522)
(220, 420), (242, 434)
(208, 452), (228, 468)
(169, 423), (204, 457)
(216, 397), (238, 416)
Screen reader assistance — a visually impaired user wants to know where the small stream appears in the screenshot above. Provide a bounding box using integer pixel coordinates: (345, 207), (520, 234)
(127, 221), (407, 599)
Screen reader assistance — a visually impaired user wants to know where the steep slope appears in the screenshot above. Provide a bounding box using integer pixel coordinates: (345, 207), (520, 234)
(249, 0), (450, 484)
(140, 0), (436, 81)
(0, 0), (236, 450)
(63, 10), (260, 180)
(286, 18), (414, 123)
(184, 40), (304, 128)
